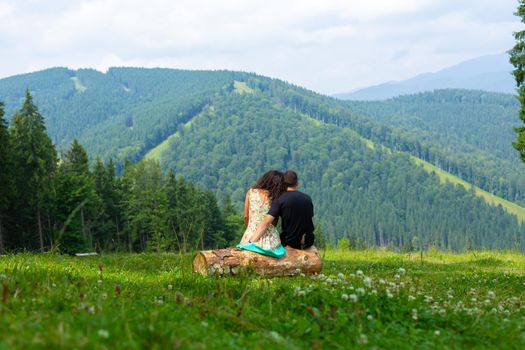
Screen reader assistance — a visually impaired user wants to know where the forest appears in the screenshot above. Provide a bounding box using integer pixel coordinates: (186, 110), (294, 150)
(1, 69), (525, 253)
(0, 91), (244, 254)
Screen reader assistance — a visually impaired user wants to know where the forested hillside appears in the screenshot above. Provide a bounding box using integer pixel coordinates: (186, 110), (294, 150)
(343, 90), (525, 203)
(1, 68), (524, 251)
(0, 92), (244, 254)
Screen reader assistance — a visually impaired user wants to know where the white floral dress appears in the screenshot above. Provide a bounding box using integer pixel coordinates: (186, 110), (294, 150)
(237, 189), (285, 258)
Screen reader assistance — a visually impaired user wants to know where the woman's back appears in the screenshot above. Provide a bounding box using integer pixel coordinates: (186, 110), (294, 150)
(240, 189), (281, 251)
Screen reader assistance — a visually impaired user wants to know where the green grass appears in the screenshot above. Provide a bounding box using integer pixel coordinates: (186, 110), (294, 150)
(144, 115), (200, 161)
(233, 81), (255, 94)
(70, 77), (87, 93)
(143, 132), (181, 161)
(1, 250), (524, 349)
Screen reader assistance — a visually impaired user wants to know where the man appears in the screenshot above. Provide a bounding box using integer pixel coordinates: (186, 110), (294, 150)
(249, 170), (315, 249)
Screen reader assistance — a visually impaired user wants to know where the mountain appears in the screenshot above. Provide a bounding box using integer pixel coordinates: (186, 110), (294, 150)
(334, 54), (515, 100)
(1, 68), (524, 250)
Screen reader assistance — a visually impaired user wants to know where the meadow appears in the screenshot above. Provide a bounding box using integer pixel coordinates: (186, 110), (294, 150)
(1, 249), (524, 349)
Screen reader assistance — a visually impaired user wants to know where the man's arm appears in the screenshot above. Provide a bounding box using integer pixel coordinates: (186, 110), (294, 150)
(249, 214), (275, 242)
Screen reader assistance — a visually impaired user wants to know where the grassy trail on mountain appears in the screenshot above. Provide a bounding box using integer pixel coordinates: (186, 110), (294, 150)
(410, 157), (525, 223)
(0, 250), (524, 349)
(357, 132), (525, 223)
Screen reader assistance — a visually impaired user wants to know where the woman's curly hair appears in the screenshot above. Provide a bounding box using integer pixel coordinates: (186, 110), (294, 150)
(252, 170), (285, 201)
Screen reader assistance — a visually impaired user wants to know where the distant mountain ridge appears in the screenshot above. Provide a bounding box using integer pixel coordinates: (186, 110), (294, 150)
(334, 54), (515, 100)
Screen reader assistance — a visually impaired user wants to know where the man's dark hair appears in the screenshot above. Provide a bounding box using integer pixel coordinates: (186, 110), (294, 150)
(283, 170), (298, 187)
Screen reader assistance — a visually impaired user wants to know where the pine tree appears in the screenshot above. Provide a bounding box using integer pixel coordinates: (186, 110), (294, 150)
(510, 0), (525, 161)
(222, 194), (244, 245)
(55, 139), (99, 253)
(10, 90), (57, 252)
(63, 139), (89, 175)
(121, 160), (168, 252)
(0, 102), (13, 254)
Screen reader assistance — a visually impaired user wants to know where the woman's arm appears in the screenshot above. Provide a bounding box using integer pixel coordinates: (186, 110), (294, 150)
(250, 214), (275, 242)
(243, 190), (250, 227)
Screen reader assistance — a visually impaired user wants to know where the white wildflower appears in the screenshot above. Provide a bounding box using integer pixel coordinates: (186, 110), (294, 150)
(349, 294), (358, 302)
(397, 268), (406, 275)
(411, 309), (418, 320)
(341, 293), (349, 301)
(487, 291), (496, 299)
(367, 315), (373, 320)
(394, 274), (400, 280)
(356, 288), (365, 296)
(386, 292), (394, 299)
(434, 330), (440, 336)
(363, 277), (372, 288)
(168, 284), (173, 290)
(337, 273), (345, 279)
(356, 270), (364, 277)
(408, 295), (416, 301)
(98, 329), (109, 339)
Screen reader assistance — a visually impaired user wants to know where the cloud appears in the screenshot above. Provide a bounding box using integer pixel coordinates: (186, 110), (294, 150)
(0, 0), (521, 93)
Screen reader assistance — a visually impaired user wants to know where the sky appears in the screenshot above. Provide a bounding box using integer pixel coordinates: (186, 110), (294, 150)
(0, 0), (522, 94)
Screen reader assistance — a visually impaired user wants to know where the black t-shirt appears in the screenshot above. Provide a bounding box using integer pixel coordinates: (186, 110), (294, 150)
(268, 190), (315, 249)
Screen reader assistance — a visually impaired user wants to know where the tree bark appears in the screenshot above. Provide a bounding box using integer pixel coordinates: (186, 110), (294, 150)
(193, 246), (322, 277)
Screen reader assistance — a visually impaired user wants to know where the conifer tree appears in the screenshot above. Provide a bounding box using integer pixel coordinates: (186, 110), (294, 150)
(510, 0), (525, 160)
(0, 102), (12, 253)
(222, 194), (244, 245)
(55, 139), (98, 253)
(10, 90), (57, 252)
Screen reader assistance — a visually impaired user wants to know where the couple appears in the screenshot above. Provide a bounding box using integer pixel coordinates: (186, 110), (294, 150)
(237, 170), (314, 258)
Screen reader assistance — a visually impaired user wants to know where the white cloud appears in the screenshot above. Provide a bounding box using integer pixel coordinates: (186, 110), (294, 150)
(0, 0), (521, 93)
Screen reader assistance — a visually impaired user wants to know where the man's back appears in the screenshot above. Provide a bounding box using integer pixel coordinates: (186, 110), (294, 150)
(269, 190), (314, 249)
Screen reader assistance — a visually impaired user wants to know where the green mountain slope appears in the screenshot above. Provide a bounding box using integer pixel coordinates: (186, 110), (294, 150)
(340, 90), (525, 204)
(1, 68), (524, 250)
(153, 92), (524, 250)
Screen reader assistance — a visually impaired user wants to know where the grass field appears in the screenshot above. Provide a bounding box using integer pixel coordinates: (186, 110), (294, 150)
(1, 250), (524, 349)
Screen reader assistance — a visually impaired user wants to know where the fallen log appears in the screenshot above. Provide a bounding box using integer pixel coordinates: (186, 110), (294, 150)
(193, 246), (322, 277)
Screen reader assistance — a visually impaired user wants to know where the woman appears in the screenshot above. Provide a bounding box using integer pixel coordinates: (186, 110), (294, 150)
(237, 170), (286, 258)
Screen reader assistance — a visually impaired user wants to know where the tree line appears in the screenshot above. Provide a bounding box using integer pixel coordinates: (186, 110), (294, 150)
(0, 90), (244, 254)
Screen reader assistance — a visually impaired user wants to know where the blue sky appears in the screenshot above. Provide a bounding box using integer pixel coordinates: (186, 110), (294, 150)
(0, 0), (521, 94)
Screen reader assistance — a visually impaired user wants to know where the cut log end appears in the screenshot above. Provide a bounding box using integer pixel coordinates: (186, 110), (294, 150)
(193, 246), (322, 277)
